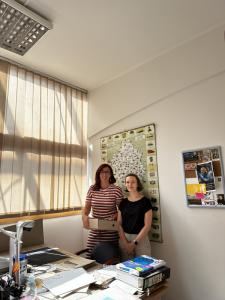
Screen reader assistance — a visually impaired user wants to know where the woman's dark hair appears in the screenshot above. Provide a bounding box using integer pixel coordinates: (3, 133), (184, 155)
(125, 173), (143, 192)
(93, 163), (116, 190)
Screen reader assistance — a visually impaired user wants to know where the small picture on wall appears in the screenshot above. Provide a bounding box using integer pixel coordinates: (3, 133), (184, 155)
(182, 146), (225, 207)
(196, 161), (215, 191)
(217, 194), (225, 205)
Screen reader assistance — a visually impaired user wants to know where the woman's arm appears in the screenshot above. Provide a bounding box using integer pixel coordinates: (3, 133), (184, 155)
(117, 210), (128, 245)
(133, 209), (152, 243)
(114, 186), (124, 220)
(82, 202), (91, 229)
(198, 173), (207, 182)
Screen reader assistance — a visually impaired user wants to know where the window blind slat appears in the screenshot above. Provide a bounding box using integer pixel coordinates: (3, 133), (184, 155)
(21, 71), (33, 212)
(10, 68), (26, 213)
(58, 86), (66, 209)
(0, 66), (17, 214)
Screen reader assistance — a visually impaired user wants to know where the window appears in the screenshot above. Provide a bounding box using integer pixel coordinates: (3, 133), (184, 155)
(0, 60), (87, 222)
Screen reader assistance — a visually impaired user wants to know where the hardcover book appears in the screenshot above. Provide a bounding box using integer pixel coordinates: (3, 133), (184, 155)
(116, 265), (170, 290)
(116, 255), (166, 277)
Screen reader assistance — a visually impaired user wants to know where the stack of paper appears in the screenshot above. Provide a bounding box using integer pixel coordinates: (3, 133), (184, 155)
(42, 267), (95, 297)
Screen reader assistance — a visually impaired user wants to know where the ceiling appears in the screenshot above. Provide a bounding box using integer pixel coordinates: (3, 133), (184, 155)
(1, 0), (225, 91)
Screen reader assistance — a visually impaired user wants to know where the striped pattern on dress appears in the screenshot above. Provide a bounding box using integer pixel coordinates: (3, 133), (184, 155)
(86, 184), (123, 257)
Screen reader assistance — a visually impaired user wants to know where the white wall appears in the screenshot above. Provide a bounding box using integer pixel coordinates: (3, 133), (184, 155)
(88, 24), (225, 300)
(88, 25), (225, 137)
(43, 215), (84, 253)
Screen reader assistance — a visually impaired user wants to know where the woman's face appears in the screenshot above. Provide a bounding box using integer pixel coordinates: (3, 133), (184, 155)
(200, 167), (207, 174)
(125, 176), (138, 192)
(99, 167), (111, 183)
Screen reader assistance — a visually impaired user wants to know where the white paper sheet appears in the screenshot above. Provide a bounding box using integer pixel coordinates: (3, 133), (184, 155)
(42, 268), (95, 297)
(109, 279), (138, 295)
(83, 286), (137, 300)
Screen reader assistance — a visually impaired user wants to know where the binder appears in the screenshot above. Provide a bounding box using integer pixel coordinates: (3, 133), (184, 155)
(116, 265), (170, 290)
(116, 255), (166, 276)
(137, 281), (168, 298)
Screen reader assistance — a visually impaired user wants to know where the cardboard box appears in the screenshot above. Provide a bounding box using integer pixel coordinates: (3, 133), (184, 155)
(89, 218), (118, 231)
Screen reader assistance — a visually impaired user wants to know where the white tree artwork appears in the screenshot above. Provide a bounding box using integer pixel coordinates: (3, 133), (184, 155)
(111, 140), (145, 184)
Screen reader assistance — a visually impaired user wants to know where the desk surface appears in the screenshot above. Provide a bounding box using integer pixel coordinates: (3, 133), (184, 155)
(19, 246), (169, 300)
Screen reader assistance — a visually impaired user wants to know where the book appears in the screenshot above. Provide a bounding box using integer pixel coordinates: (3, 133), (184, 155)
(116, 265), (170, 290)
(137, 280), (169, 298)
(116, 255), (166, 276)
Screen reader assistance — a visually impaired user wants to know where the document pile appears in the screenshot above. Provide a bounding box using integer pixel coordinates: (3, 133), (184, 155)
(92, 267), (116, 288)
(42, 267), (95, 297)
(116, 255), (170, 297)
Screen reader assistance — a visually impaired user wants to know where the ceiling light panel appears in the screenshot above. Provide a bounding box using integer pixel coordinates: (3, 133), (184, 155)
(0, 0), (52, 55)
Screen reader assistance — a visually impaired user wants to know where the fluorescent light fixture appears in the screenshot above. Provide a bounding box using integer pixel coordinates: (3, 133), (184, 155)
(0, 0), (52, 55)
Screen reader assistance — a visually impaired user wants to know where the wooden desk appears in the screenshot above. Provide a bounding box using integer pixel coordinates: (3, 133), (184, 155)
(20, 246), (168, 300)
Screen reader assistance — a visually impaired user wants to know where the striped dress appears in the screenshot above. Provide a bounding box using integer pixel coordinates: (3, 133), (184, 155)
(86, 184), (123, 257)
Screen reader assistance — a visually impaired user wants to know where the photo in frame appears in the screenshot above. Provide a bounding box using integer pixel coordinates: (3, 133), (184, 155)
(100, 124), (162, 242)
(182, 146), (225, 207)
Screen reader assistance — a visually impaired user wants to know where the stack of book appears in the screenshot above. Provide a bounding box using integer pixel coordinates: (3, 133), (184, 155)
(116, 255), (170, 298)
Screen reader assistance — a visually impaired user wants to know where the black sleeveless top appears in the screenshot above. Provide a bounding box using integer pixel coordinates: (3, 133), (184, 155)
(118, 196), (152, 234)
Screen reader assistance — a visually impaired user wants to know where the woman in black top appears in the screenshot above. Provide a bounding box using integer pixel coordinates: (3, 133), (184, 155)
(118, 173), (152, 260)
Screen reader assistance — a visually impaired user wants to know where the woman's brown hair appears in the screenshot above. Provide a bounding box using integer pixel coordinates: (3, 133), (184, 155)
(93, 163), (116, 190)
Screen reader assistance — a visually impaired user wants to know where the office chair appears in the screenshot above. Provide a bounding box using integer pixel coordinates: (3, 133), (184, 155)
(91, 242), (120, 265)
(76, 242), (120, 264)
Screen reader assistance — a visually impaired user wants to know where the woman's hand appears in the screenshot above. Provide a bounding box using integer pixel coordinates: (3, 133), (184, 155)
(82, 215), (90, 229)
(125, 241), (135, 255)
(112, 212), (118, 220)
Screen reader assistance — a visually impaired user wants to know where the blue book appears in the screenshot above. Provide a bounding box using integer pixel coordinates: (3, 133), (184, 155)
(116, 255), (166, 277)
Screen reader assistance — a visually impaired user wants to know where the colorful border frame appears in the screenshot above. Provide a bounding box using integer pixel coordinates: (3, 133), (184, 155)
(100, 124), (162, 242)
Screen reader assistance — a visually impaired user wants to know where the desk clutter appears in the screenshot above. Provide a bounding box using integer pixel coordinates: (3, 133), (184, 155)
(0, 250), (170, 299)
(0, 246), (95, 299)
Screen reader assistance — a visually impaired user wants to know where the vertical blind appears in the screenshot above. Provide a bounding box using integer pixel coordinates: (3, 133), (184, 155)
(0, 61), (87, 219)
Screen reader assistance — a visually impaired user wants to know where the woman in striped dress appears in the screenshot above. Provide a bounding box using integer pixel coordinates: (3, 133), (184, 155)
(82, 164), (123, 258)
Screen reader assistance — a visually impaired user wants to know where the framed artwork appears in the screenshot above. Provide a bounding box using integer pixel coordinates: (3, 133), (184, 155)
(182, 146), (225, 207)
(100, 124), (162, 242)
